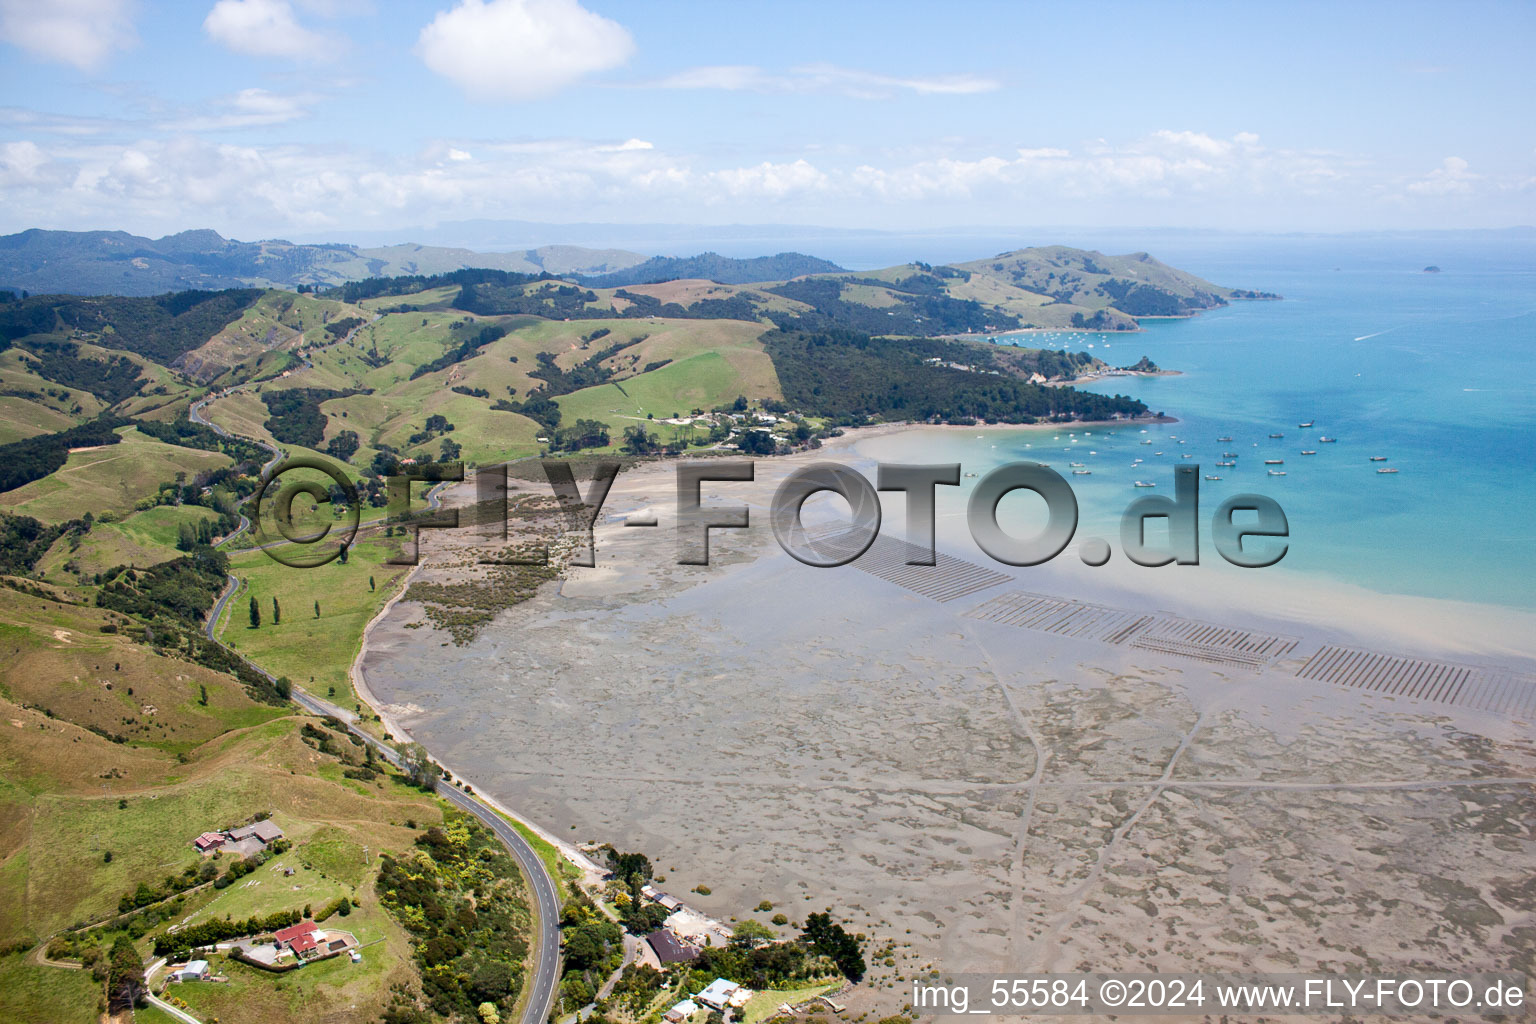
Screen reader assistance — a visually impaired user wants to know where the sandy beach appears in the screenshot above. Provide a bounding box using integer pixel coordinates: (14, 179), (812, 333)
(356, 425), (1536, 1017)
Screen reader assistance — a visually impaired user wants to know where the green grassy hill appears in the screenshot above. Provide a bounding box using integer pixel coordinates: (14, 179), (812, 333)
(0, 426), (231, 523)
(0, 573), (533, 1024)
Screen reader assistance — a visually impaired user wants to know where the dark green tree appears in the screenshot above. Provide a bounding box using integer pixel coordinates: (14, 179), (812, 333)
(248, 594), (260, 628)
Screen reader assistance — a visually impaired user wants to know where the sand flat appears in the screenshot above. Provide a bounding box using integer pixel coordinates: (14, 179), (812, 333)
(360, 428), (1536, 1016)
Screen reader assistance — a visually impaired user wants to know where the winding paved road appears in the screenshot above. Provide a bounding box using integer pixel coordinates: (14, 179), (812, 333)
(191, 336), (562, 1024)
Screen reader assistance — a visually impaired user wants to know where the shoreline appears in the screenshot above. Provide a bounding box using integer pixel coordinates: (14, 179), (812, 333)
(346, 417), (1536, 931)
(346, 505), (606, 878)
(349, 424), (1536, 1003)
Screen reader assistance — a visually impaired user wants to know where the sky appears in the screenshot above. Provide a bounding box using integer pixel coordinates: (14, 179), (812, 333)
(0, 0), (1532, 242)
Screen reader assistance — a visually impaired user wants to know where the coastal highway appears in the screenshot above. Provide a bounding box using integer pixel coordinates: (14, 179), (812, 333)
(200, 527), (563, 1024)
(192, 347), (562, 1024)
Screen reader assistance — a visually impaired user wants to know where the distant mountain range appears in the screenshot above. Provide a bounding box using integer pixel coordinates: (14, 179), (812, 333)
(0, 228), (650, 297)
(580, 251), (844, 287)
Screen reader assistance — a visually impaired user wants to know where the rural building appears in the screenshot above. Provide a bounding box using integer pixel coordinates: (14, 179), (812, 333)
(698, 978), (752, 1010)
(269, 920), (358, 964)
(644, 928), (698, 965)
(664, 999), (699, 1022)
(273, 920), (317, 948)
(192, 832), (224, 853)
(228, 820), (284, 845)
(172, 960), (210, 982)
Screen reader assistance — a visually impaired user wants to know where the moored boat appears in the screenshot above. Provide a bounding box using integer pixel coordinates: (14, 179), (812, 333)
(1268, 469), (1287, 476)
(1134, 480), (1156, 487)
(1377, 467), (1399, 474)
(1264, 459), (1284, 465)
(1298, 420), (1314, 428)
(1319, 436), (1337, 442)
(1301, 450), (1317, 455)
(1204, 474), (1221, 481)
(1369, 456), (1388, 462)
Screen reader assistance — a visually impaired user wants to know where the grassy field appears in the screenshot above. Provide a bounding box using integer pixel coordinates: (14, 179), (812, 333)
(0, 950), (102, 1024)
(740, 982), (840, 1024)
(0, 426), (231, 523)
(36, 504), (221, 583)
(0, 586), (286, 765)
(549, 318), (780, 446)
(216, 530), (409, 710)
(174, 901), (407, 1024)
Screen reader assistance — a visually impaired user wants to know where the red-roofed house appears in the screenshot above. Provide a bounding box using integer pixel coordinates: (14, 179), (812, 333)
(289, 932), (320, 959)
(273, 920), (316, 946)
(193, 832), (225, 853)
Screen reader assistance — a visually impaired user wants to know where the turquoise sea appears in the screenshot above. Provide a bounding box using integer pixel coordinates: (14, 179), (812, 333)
(835, 233), (1536, 610)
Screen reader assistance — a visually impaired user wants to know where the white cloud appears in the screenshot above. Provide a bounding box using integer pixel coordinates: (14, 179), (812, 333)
(653, 63), (1000, 99)
(203, 0), (333, 61)
(0, 130), (1525, 237)
(709, 159), (828, 199)
(416, 0), (634, 102)
(1406, 156), (1476, 196)
(160, 88), (315, 132)
(0, 0), (136, 70)
(0, 140), (49, 186)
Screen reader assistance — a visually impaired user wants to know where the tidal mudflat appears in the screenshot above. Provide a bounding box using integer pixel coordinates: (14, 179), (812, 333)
(361, 430), (1536, 1013)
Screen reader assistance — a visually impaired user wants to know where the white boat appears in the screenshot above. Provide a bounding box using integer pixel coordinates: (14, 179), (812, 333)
(1072, 469), (1091, 476)
(1268, 469), (1287, 476)
(1264, 459), (1284, 465)
(1217, 435), (1233, 442)
(1377, 467), (1399, 474)
(1320, 436), (1337, 443)
(964, 472), (977, 477)
(1140, 439), (1153, 445)
(1070, 462), (1085, 467)
(1299, 420), (1314, 428)
(1154, 451), (1163, 456)
(1216, 460), (1236, 467)
(1134, 480), (1156, 487)
(1301, 450), (1317, 455)
(1269, 432), (1284, 438)
(1369, 456), (1388, 462)
(1222, 451), (1238, 458)
(1204, 474), (1221, 481)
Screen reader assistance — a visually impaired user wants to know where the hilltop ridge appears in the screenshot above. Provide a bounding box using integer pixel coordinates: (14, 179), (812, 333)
(0, 228), (647, 297)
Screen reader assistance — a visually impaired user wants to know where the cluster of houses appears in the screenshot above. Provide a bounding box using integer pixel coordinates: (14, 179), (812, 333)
(191, 819), (285, 857)
(633, 883), (733, 967)
(664, 979), (754, 1022)
(168, 920), (361, 981)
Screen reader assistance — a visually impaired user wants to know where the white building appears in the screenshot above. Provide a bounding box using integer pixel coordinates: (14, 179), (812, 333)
(697, 979), (739, 1010)
(697, 978), (752, 1011)
(665, 999), (699, 1022)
